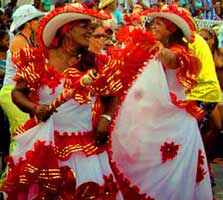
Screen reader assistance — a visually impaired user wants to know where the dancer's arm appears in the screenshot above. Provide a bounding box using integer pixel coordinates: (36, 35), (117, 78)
(95, 96), (118, 145)
(150, 41), (178, 69)
(12, 79), (53, 122)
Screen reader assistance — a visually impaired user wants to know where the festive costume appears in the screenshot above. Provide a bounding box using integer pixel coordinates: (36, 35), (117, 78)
(107, 5), (213, 200)
(109, 56), (212, 200)
(0, 4), (123, 200)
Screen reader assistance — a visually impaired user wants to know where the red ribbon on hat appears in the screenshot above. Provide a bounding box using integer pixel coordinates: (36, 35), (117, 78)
(49, 21), (78, 48)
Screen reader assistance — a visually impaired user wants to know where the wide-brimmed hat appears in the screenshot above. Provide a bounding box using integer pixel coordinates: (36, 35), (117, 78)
(98, 0), (115, 9)
(142, 4), (196, 42)
(10, 4), (44, 33)
(37, 3), (110, 48)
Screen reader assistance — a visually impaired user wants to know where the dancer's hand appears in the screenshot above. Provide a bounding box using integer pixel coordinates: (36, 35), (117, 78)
(149, 41), (177, 69)
(95, 117), (110, 146)
(149, 41), (164, 58)
(34, 104), (54, 122)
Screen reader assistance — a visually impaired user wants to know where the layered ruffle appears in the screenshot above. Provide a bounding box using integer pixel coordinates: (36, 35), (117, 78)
(1, 139), (117, 200)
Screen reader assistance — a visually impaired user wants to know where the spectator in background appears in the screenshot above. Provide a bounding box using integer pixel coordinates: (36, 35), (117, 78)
(193, 0), (205, 18)
(178, 0), (195, 15)
(0, 105), (10, 188)
(0, 30), (9, 89)
(189, 28), (222, 134)
(33, 0), (41, 9)
(40, 0), (52, 11)
(99, 0), (123, 29)
(0, 5), (44, 187)
(0, 29), (10, 187)
(199, 28), (223, 71)
(213, 24), (223, 48)
(0, 9), (10, 31)
(199, 28), (223, 127)
(54, 0), (66, 8)
(0, 4), (44, 143)
(213, 0), (221, 17)
(4, 0), (17, 20)
(203, 0), (220, 19)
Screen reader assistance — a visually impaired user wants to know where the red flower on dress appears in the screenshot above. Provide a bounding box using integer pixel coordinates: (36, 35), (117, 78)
(160, 141), (180, 163)
(196, 149), (207, 184)
(99, 175), (119, 200)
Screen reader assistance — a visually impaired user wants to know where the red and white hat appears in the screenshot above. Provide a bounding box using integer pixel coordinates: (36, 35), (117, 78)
(142, 4), (196, 42)
(37, 3), (111, 48)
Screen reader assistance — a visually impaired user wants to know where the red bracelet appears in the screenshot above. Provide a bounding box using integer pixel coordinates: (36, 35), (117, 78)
(32, 103), (39, 114)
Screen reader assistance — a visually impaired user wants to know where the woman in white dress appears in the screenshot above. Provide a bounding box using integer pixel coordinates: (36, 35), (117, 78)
(0, 3), (124, 199)
(108, 4), (213, 200)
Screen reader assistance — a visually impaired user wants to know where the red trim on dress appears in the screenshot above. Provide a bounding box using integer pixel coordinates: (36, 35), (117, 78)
(1, 141), (118, 199)
(54, 130), (107, 160)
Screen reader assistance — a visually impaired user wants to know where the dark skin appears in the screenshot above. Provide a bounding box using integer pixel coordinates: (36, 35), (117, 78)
(11, 20), (117, 145)
(148, 18), (179, 69)
(11, 79), (53, 122)
(95, 96), (118, 145)
(12, 80), (117, 145)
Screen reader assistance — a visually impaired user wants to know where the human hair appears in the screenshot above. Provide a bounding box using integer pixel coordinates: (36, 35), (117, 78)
(168, 27), (187, 48)
(0, 29), (8, 41)
(199, 28), (218, 52)
(74, 48), (98, 72)
(0, 29), (9, 51)
(16, 24), (25, 33)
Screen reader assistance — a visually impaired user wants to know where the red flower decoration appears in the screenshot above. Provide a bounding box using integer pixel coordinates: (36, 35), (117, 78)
(196, 149), (207, 184)
(160, 141), (180, 163)
(99, 175), (119, 200)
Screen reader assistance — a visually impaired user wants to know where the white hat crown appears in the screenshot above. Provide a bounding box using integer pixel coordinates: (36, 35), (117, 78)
(10, 4), (44, 32)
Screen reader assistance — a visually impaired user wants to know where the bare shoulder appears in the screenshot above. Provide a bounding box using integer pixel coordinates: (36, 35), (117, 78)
(10, 35), (28, 53)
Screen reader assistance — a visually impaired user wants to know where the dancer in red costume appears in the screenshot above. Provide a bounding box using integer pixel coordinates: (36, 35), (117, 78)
(0, 3), (124, 199)
(107, 4), (213, 200)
